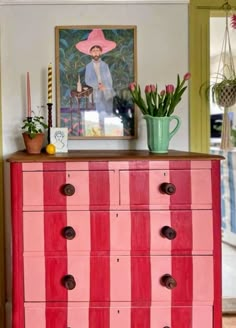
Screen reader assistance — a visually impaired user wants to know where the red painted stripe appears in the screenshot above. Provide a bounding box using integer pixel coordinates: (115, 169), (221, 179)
(170, 161), (191, 207)
(131, 211), (150, 253)
(43, 163), (67, 207)
(131, 307), (150, 327)
(89, 256), (110, 302)
(129, 161), (149, 208)
(89, 162), (110, 326)
(171, 211), (192, 254)
(131, 256), (151, 303)
(11, 163), (24, 328)
(44, 212), (67, 253)
(89, 308), (110, 327)
(171, 256), (193, 305)
(46, 306), (67, 327)
(89, 162), (110, 206)
(171, 307), (192, 327)
(90, 211), (110, 252)
(43, 164), (68, 325)
(211, 160), (222, 328)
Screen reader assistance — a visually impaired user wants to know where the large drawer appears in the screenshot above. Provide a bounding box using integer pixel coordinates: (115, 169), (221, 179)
(24, 255), (213, 304)
(23, 210), (213, 255)
(119, 169), (212, 209)
(24, 303), (212, 328)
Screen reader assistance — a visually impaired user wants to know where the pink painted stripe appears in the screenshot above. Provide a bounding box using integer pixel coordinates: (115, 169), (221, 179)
(24, 304), (46, 328)
(23, 171), (44, 206)
(192, 306), (212, 327)
(211, 160), (222, 328)
(110, 211), (131, 252)
(23, 212), (44, 252)
(11, 163), (24, 328)
(110, 256), (131, 301)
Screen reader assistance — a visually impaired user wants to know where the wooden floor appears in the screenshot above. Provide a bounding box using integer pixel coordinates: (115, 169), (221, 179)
(223, 315), (236, 327)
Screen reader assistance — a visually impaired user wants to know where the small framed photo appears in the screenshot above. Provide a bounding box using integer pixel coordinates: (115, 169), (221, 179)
(50, 127), (68, 153)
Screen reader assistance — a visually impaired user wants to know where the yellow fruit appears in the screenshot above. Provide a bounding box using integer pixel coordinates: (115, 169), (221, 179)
(46, 143), (56, 155)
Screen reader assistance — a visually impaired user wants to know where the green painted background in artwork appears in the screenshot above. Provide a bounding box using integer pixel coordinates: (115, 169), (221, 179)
(58, 27), (136, 108)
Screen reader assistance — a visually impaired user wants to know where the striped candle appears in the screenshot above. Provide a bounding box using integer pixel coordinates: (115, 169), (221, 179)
(47, 63), (52, 104)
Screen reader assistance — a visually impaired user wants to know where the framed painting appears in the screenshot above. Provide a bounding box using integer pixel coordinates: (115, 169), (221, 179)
(55, 25), (137, 139)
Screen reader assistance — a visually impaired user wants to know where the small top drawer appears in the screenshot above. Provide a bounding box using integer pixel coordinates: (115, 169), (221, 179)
(119, 169), (212, 209)
(23, 169), (116, 208)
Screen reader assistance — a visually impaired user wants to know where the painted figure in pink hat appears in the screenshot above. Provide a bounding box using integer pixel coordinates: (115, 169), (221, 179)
(76, 29), (117, 134)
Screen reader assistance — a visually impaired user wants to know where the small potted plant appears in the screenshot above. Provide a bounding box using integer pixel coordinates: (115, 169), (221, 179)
(22, 114), (48, 154)
(208, 72), (236, 108)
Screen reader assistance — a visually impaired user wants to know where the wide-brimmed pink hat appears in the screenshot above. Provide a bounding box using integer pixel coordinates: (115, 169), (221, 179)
(76, 29), (116, 55)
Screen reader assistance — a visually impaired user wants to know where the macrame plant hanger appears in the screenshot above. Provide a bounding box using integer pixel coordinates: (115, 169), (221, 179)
(216, 1), (236, 149)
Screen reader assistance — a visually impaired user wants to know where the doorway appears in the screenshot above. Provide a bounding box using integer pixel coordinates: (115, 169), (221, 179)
(190, 0), (236, 312)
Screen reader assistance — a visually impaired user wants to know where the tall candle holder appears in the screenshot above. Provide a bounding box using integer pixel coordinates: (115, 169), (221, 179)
(47, 103), (53, 144)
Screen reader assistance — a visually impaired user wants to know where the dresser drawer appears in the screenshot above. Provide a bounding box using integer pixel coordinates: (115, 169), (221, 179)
(24, 255), (213, 304)
(119, 169), (212, 208)
(24, 303), (212, 328)
(22, 169), (116, 208)
(23, 210), (213, 255)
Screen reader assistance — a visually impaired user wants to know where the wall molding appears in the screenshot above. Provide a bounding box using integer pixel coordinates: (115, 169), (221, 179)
(0, 0), (189, 5)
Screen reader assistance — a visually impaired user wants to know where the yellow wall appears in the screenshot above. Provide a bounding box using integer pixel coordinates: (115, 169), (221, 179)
(190, 0), (236, 152)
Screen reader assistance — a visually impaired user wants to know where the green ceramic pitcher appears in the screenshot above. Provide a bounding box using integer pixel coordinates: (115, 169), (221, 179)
(143, 115), (181, 153)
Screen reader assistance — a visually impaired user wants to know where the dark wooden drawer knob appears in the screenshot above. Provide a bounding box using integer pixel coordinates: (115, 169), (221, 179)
(160, 182), (176, 195)
(62, 183), (75, 196)
(62, 274), (76, 290)
(62, 226), (76, 240)
(161, 274), (177, 289)
(161, 226), (177, 240)
(163, 326), (170, 328)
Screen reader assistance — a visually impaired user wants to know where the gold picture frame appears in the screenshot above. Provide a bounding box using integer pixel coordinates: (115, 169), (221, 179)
(55, 25), (137, 139)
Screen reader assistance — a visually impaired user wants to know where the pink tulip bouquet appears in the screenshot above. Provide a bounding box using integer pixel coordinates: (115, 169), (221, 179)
(128, 73), (191, 117)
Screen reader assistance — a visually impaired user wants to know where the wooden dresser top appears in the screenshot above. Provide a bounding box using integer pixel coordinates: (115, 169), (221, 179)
(6, 149), (224, 163)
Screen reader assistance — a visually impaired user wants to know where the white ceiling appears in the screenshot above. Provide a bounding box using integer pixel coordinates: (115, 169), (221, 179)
(0, 0), (189, 4)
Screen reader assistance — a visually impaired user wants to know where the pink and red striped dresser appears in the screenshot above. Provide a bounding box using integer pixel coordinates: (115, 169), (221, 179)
(8, 150), (223, 328)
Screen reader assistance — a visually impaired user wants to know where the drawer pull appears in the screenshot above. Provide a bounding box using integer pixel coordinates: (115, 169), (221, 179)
(161, 274), (177, 290)
(62, 274), (76, 290)
(62, 184), (75, 196)
(161, 226), (177, 240)
(160, 182), (176, 195)
(62, 226), (76, 240)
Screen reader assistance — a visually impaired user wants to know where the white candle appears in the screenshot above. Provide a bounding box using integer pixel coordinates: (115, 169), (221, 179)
(27, 72), (31, 117)
(48, 63), (52, 103)
(77, 74), (82, 92)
